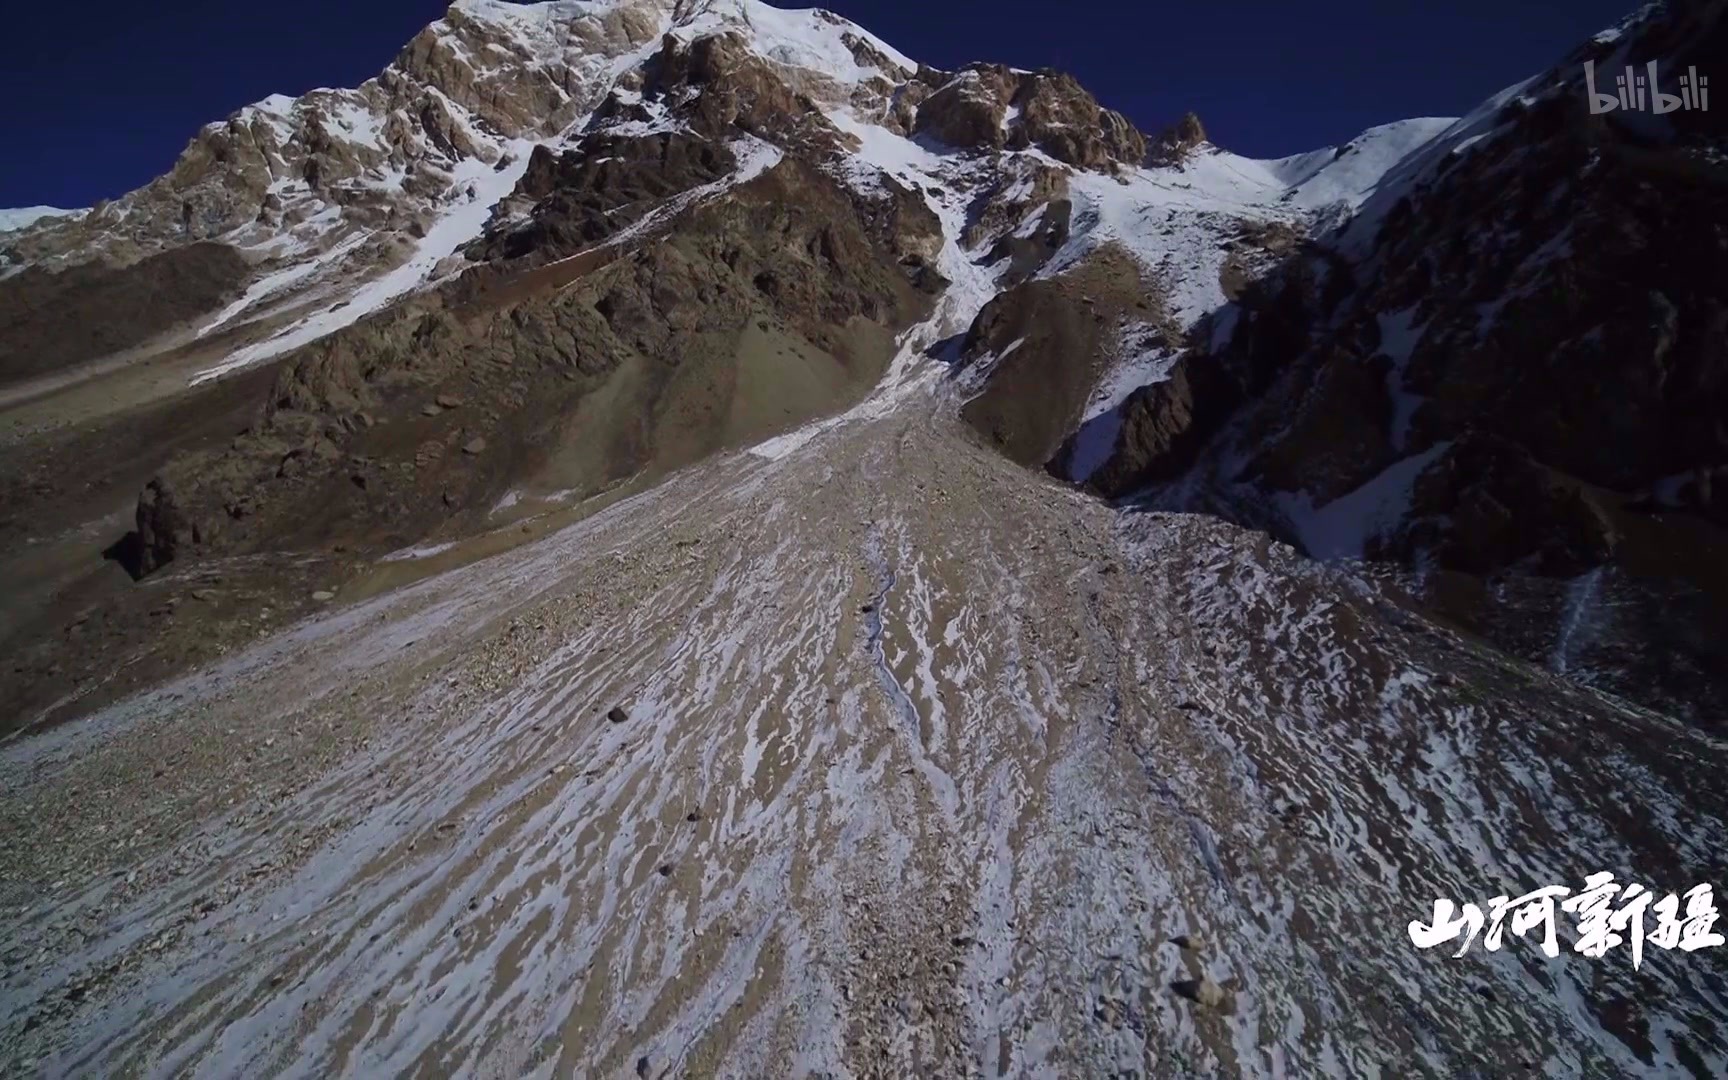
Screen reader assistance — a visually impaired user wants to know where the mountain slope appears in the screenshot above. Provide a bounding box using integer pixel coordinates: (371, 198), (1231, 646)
(1061, 0), (1728, 723)
(3, 1), (1727, 1076)
(7, 397), (1728, 1077)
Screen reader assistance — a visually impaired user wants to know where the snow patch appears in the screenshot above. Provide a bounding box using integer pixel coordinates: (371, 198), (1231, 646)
(190, 143), (538, 384)
(328, 99), (386, 150)
(1277, 442), (1450, 561)
(1064, 410), (1123, 485)
(1551, 568), (1606, 676)
(0, 206), (85, 233)
(379, 541), (460, 563)
(1376, 307), (1427, 451)
(1254, 118), (1457, 212)
(1086, 338), (1179, 423)
(672, 0), (916, 84)
(196, 231), (371, 338)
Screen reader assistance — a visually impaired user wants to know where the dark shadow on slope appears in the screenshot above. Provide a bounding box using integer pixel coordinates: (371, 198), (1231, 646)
(102, 532), (148, 582)
(0, 242), (249, 385)
(927, 331), (967, 370)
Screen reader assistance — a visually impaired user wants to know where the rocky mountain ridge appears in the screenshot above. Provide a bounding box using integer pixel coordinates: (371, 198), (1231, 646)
(1060, 0), (1728, 721)
(3, 0), (1254, 730)
(8, 0), (1707, 751)
(2, 0), (1413, 592)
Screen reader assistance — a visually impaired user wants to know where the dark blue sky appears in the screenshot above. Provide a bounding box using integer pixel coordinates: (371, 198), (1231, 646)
(0, 0), (1631, 209)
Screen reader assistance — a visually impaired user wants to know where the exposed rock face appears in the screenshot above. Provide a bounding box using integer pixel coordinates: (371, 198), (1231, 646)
(1074, 0), (1728, 719)
(1378, 434), (1620, 576)
(1009, 71), (1148, 169)
(961, 161), (1070, 249)
(877, 77), (934, 137)
(1147, 110), (1207, 166)
(1216, 218), (1302, 300)
(130, 150), (938, 573)
(985, 200), (1073, 289)
(960, 247), (1167, 467)
(392, 0), (657, 137)
(645, 30), (836, 147)
(914, 66), (1017, 150)
(959, 160), (1074, 286)
(1079, 354), (1232, 494)
(913, 65), (1148, 169)
(1074, 249), (1338, 499)
(476, 132), (739, 263)
(848, 172), (944, 279)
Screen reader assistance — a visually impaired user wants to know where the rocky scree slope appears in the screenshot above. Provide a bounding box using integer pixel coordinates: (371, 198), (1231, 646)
(7, 392), (1728, 1078)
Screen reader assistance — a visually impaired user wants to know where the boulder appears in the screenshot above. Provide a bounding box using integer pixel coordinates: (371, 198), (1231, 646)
(1172, 976), (1231, 1010)
(135, 478), (191, 576)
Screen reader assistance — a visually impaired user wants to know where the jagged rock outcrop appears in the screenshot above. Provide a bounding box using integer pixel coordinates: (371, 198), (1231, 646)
(1008, 71), (1148, 169)
(644, 30), (837, 146)
(912, 64), (1148, 170)
(476, 132), (739, 263)
(961, 161), (1070, 249)
(0, 0), (676, 273)
(1078, 354), (1235, 494)
(1147, 110), (1207, 166)
(914, 66), (1018, 150)
(960, 160), (1074, 286)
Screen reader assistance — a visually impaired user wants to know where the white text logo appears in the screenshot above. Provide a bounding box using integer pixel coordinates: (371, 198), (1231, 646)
(1410, 873), (1723, 969)
(1586, 60), (1709, 114)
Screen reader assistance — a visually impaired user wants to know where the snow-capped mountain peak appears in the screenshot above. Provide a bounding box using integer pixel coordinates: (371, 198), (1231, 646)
(1, 0), (1445, 398)
(0, 205), (86, 235)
